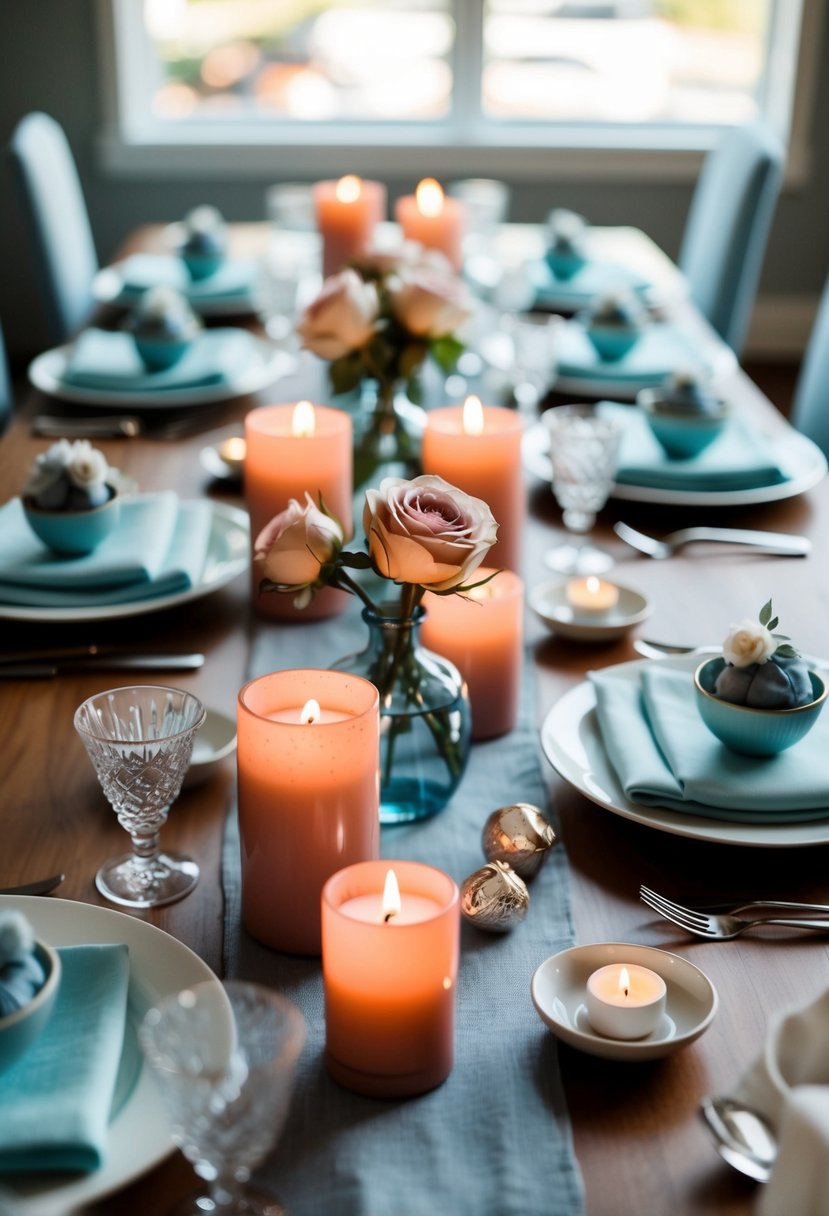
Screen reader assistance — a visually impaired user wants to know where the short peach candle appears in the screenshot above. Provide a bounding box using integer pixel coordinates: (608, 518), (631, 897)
(322, 860), (460, 1098)
(421, 396), (525, 572)
(313, 176), (387, 277)
(395, 178), (465, 271)
(565, 576), (620, 616)
(585, 963), (666, 1040)
(421, 568), (523, 740)
(245, 401), (352, 621)
(237, 669), (380, 957)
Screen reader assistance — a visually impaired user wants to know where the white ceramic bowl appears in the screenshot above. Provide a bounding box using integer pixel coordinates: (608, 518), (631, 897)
(183, 708), (237, 788)
(530, 579), (651, 643)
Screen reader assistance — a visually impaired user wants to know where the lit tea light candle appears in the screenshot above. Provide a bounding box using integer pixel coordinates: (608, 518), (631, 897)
(585, 963), (667, 1040)
(422, 568), (523, 740)
(237, 669), (380, 956)
(313, 175), (387, 277)
(322, 860), (460, 1097)
(216, 436), (246, 475)
(422, 396), (525, 571)
(395, 178), (465, 271)
(245, 401), (352, 621)
(565, 576), (620, 616)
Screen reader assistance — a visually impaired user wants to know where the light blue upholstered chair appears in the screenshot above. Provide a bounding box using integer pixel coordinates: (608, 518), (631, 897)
(679, 122), (784, 357)
(789, 276), (829, 457)
(0, 321), (12, 436)
(9, 112), (99, 345)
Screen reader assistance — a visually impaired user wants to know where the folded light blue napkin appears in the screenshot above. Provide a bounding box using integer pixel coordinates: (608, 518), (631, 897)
(591, 663), (829, 822)
(556, 319), (713, 385)
(0, 943), (130, 1173)
(531, 259), (651, 308)
(113, 253), (258, 303)
(0, 495), (212, 606)
(63, 328), (255, 392)
(597, 401), (787, 491)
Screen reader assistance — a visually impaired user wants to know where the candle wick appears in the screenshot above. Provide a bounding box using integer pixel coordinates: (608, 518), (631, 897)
(383, 911), (397, 923)
(624, 987), (629, 998)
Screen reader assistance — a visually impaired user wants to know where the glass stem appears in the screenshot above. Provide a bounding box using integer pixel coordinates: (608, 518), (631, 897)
(208, 1174), (246, 1210)
(128, 825), (163, 865)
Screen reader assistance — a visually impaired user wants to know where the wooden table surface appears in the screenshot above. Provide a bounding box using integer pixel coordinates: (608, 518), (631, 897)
(3, 225), (829, 1216)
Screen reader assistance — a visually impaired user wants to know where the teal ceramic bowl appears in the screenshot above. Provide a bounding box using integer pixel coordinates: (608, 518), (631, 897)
(585, 323), (641, 362)
(694, 657), (828, 756)
(638, 389), (730, 459)
(0, 941), (61, 1076)
(545, 247), (587, 281)
(23, 489), (121, 555)
(181, 248), (223, 281)
(134, 330), (198, 371)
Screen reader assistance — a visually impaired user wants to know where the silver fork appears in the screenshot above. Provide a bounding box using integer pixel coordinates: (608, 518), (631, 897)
(614, 522), (810, 559)
(639, 884), (829, 939)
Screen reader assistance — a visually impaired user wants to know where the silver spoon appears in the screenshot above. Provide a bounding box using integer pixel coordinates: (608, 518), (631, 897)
(700, 1096), (777, 1183)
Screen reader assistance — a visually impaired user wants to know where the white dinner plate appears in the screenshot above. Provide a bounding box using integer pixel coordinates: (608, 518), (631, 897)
(28, 335), (288, 409)
(0, 501), (249, 623)
(551, 330), (737, 402)
(0, 894), (223, 1216)
(540, 653), (829, 848)
(93, 264), (257, 318)
(522, 419), (827, 507)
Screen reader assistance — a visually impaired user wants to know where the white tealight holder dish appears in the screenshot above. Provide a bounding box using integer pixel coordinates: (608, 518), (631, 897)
(200, 437), (246, 485)
(529, 579), (651, 643)
(182, 708), (237, 789)
(531, 942), (718, 1062)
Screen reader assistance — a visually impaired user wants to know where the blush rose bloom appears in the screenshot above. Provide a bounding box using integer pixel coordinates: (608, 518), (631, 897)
(723, 619), (777, 667)
(297, 269), (379, 360)
(363, 474), (498, 592)
(255, 493), (344, 607)
(387, 267), (473, 339)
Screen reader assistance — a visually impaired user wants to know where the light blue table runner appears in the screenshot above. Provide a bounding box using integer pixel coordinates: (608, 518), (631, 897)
(223, 602), (585, 1216)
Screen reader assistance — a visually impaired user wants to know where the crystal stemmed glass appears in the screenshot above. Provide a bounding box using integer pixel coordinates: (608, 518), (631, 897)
(74, 685), (206, 908)
(542, 404), (623, 575)
(139, 980), (306, 1216)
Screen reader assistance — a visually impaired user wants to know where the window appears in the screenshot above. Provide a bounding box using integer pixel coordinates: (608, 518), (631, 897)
(99, 0), (814, 179)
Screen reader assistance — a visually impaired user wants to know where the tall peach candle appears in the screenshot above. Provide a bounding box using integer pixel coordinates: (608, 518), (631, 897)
(313, 176), (387, 277)
(421, 396), (525, 571)
(237, 669), (380, 956)
(395, 178), (465, 271)
(422, 568), (523, 739)
(245, 401), (352, 620)
(322, 860), (460, 1097)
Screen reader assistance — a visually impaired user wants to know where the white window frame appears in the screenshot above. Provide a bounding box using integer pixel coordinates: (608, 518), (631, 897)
(96, 0), (821, 185)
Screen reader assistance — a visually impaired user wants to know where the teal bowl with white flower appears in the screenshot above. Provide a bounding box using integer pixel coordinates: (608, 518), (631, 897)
(638, 389), (730, 459)
(23, 487), (120, 555)
(694, 657), (827, 756)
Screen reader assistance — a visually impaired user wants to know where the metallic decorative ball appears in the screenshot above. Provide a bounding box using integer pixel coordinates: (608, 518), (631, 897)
(460, 861), (530, 933)
(481, 803), (557, 880)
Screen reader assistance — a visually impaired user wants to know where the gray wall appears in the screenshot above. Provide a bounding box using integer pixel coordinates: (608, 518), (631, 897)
(2, 0), (828, 366)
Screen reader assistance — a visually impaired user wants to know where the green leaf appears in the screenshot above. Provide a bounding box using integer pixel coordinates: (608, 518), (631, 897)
(399, 341), (427, 380)
(330, 354), (364, 396)
(758, 599), (773, 627)
(406, 373), (423, 405)
(337, 551), (373, 570)
(774, 643), (800, 658)
(430, 335), (465, 373)
(766, 616), (779, 632)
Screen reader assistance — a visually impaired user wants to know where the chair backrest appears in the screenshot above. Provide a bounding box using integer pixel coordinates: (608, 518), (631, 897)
(679, 122), (784, 356)
(0, 320), (12, 435)
(790, 276), (829, 456)
(8, 112), (99, 345)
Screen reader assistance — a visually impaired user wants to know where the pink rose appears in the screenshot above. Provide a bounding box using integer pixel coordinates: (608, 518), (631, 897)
(363, 474), (498, 592)
(387, 267), (473, 338)
(297, 269), (379, 360)
(255, 493), (344, 606)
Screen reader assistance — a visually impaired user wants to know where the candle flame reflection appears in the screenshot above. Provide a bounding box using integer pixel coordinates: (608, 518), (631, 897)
(300, 698), (321, 725)
(382, 868), (401, 923)
(292, 400), (316, 437)
(335, 175), (362, 204)
(416, 177), (444, 217)
(462, 394), (485, 436)
(618, 966), (631, 999)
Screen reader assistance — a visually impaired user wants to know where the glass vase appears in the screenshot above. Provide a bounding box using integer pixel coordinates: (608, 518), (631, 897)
(351, 379), (426, 496)
(330, 605), (471, 824)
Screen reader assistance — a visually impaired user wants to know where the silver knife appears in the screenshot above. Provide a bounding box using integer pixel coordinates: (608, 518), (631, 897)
(32, 415), (143, 438)
(0, 874), (65, 896)
(0, 653), (204, 678)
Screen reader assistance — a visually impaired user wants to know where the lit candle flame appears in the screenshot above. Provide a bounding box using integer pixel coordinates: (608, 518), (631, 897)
(219, 436), (246, 464)
(618, 966), (631, 999)
(382, 868), (401, 923)
(335, 174), (362, 204)
(415, 177), (444, 217)
(586, 575), (600, 596)
(300, 698), (321, 725)
(292, 400), (316, 437)
(462, 394), (485, 436)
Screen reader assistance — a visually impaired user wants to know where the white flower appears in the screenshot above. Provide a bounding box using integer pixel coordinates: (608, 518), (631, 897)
(255, 493), (344, 607)
(723, 619), (777, 668)
(386, 267), (474, 339)
(66, 440), (110, 491)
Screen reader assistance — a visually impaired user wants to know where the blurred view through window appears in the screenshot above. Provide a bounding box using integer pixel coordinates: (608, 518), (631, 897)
(139, 0), (776, 129)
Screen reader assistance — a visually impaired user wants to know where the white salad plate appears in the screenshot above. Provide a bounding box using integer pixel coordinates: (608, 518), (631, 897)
(0, 894), (225, 1216)
(0, 502), (249, 624)
(93, 263), (257, 317)
(540, 653), (829, 848)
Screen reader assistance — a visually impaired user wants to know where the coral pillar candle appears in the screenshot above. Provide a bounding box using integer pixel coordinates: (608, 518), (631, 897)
(421, 395), (525, 571)
(422, 568), (523, 739)
(237, 669), (380, 957)
(395, 178), (465, 271)
(313, 176), (387, 278)
(322, 860), (460, 1097)
(245, 401), (352, 621)
(585, 963), (666, 1040)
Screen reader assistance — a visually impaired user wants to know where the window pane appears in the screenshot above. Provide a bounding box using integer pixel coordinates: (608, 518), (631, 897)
(482, 0), (773, 125)
(143, 0), (454, 122)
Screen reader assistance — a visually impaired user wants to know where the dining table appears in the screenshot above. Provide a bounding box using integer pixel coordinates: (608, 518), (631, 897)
(2, 220), (829, 1216)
